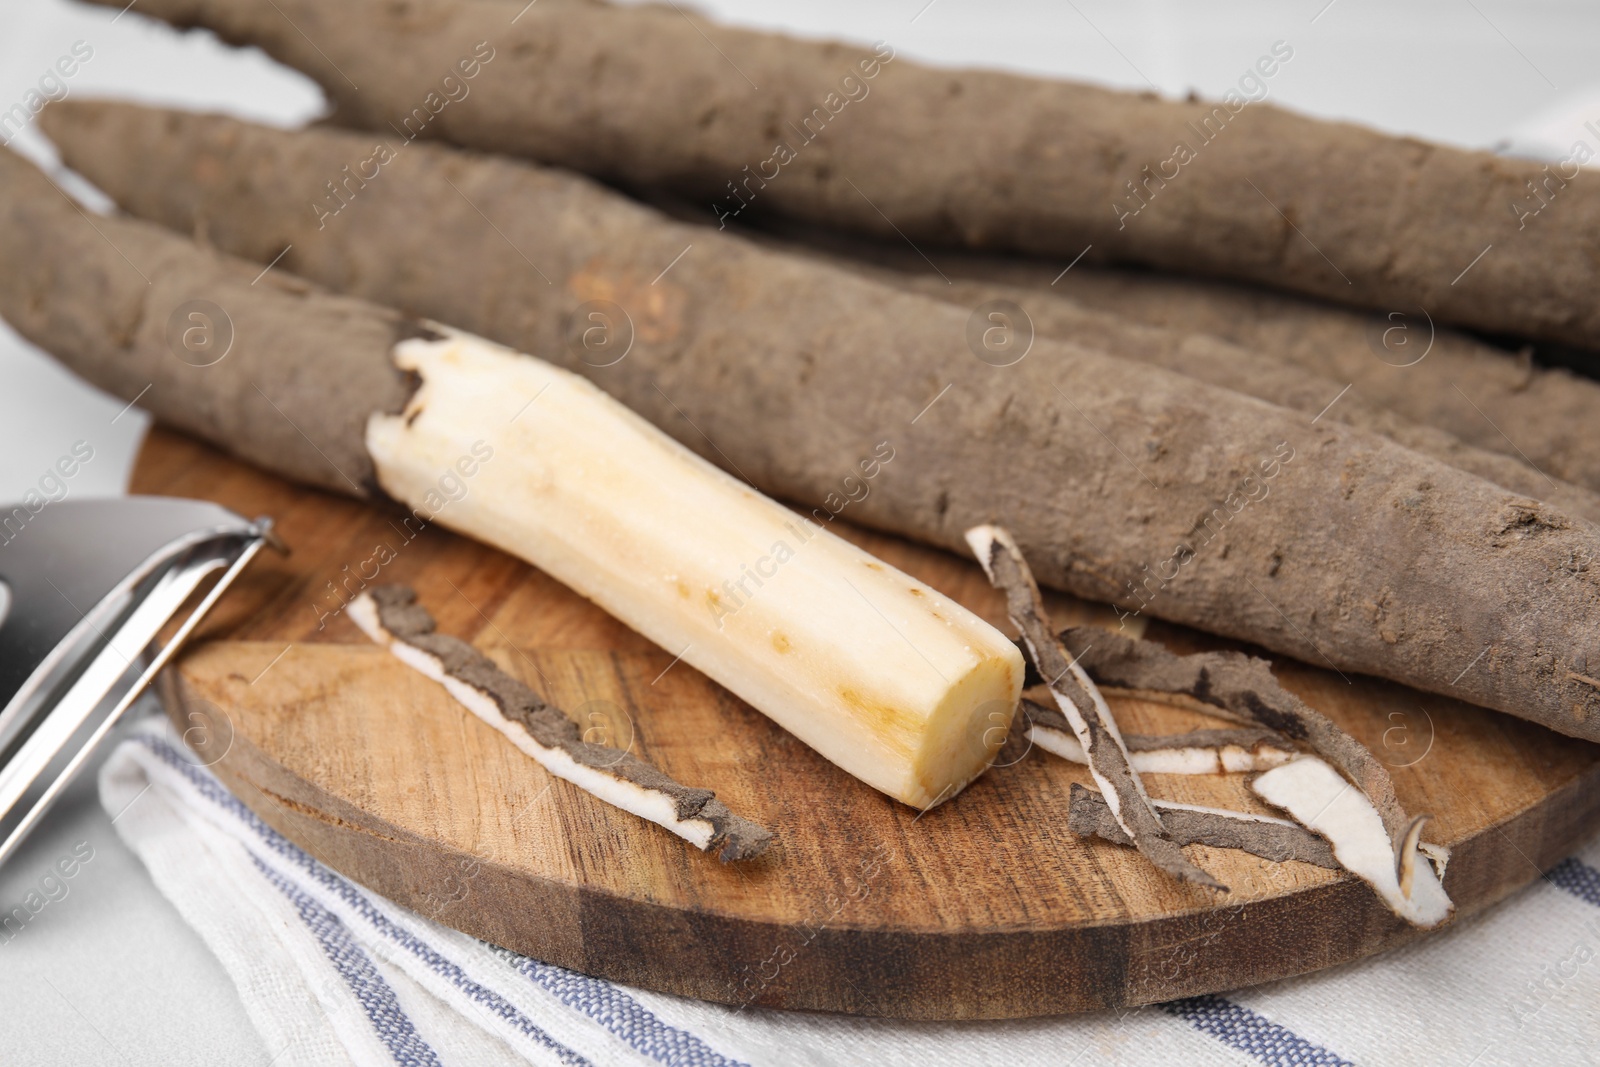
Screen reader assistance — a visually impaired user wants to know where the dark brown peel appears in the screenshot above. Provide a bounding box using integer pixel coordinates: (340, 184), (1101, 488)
(1066, 784), (1339, 869)
(1054, 625), (1413, 850)
(352, 585), (772, 861)
(967, 525), (1224, 891)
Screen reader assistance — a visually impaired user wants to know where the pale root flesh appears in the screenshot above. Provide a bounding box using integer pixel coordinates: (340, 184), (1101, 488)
(364, 330), (1024, 808)
(1253, 757), (1453, 927)
(1029, 727), (1296, 774)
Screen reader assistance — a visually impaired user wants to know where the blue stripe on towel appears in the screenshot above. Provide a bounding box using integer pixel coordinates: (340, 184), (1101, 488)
(135, 735), (592, 1067)
(1546, 857), (1600, 909)
(1161, 856), (1600, 1066)
(1162, 994), (1353, 1066)
(501, 951), (749, 1067)
(253, 854), (443, 1067)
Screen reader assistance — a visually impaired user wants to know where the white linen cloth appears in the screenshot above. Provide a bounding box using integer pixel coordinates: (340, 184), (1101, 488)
(99, 719), (1600, 1067)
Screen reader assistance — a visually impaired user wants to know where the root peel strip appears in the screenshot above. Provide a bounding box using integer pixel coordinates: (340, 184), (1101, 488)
(1067, 784), (1338, 869)
(1057, 625), (1416, 850)
(1253, 757), (1453, 927)
(350, 586), (772, 860)
(1031, 728), (1294, 775)
(1396, 814), (1433, 899)
(1023, 698), (1295, 774)
(967, 524), (1224, 890)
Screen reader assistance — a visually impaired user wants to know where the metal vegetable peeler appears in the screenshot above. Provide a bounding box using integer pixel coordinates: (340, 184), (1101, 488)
(0, 497), (278, 869)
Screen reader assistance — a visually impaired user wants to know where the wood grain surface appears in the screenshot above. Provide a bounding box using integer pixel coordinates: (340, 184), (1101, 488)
(138, 426), (1600, 1019)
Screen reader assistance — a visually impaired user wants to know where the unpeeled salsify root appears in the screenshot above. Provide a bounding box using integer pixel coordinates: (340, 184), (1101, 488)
(22, 109), (1600, 745)
(764, 235), (1600, 523)
(82, 0), (1600, 351)
(350, 585), (772, 860)
(909, 245), (1600, 500)
(0, 148), (1025, 811)
(756, 217), (1600, 502)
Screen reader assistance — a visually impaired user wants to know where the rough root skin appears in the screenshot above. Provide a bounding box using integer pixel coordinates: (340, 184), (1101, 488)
(0, 147), (414, 498)
(77, 0), (1600, 350)
(792, 243), (1600, 525)
(28, 107), (1600, 743)
(755, 220), (1600, 502)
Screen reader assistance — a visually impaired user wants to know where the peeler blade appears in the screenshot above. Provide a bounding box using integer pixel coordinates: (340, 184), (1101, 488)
(0, 497), (276, 868)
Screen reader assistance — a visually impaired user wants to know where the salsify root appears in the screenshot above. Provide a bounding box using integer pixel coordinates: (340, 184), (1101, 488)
(31, 104), (1600, 746)
(749, 220), (1600, 501)
(83, 0), (1600, 351)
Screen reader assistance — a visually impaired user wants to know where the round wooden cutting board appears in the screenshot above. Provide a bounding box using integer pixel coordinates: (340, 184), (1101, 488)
(137, 427), (1600, 1020)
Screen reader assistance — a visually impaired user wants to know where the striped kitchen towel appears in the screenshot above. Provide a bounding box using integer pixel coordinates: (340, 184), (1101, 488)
(98, 719), (1600, 1067)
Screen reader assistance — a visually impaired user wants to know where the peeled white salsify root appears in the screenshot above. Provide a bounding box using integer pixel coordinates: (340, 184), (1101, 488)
(364, 328), (1024, 809)
(1252, 757), (1453, 927)
(349, 586), (772, 860)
